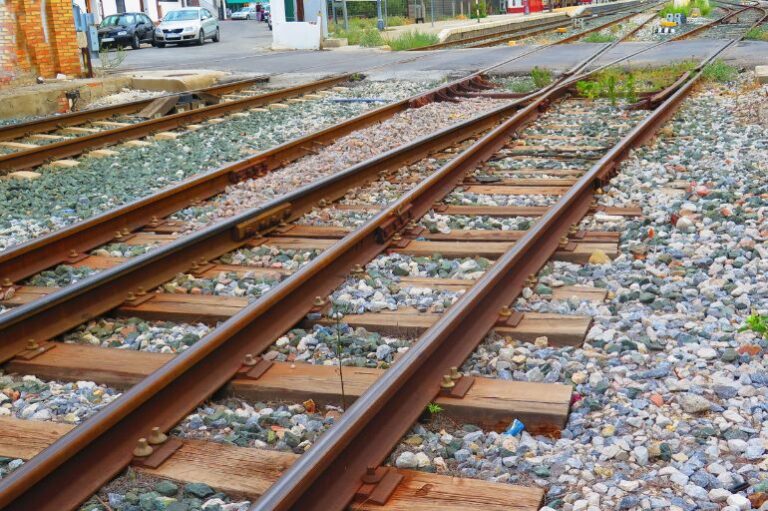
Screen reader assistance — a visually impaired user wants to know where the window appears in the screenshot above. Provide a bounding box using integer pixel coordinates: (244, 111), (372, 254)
(203, 8), (212, 18)
(163, 9), (200, 20)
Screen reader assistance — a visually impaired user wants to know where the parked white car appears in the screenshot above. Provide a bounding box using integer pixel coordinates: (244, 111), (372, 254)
(231, 7), (257, 19)
(154, 7), (220, 47)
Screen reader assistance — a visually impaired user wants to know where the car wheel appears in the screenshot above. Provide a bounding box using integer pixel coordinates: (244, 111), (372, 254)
(196, 30), (205, 45)
(212, 28), (220, 42)
(131, 33), (141, 49)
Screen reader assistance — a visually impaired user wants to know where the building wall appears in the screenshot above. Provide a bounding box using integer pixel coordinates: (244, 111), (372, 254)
(2, 0), (82, 81)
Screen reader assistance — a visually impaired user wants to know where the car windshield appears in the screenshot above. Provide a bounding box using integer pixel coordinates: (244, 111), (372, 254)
(100, 14), (136, 26)
(163, 10), (199, 21)
(239, 7), (254, 11)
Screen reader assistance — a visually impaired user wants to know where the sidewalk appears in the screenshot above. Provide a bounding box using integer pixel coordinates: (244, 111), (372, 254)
(379, 0), (644, 42)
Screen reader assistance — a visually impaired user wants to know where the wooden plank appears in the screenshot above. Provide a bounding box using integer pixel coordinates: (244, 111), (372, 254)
(275, 225), (350, 238)
(466, 177), (579, 186)
(263, 237), (336, 251)
(442, 205), (641, 217)
(71, 256), (290, 281)
(117, 293), (247, 323)
(490, 168), (584, 176)
(0, 417), (543, 510)
(394, 240), (617, 263)
(422, 230), (618, 243)
(312, 311), (591, 347)
(442, 205), (550, 217)
(0, 141), (39, 150)
(462, 185), (570, 195)
(125, 232), (179, 245)
(397, 278), (607, 303)
(357, 470), (543, 511)
(6, 344), (571, 431)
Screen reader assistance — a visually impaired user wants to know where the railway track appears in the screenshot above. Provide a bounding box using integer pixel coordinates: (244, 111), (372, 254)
(0, 4), (765, 510)
(415, 0), (655, 50)
(0, 75), (370, 174)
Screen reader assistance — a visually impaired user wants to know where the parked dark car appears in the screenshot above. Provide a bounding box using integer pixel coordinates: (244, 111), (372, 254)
(98, 12), (155, 49)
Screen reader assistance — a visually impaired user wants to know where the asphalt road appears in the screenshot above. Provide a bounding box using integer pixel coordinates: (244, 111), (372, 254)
(112, 19), (768, 78)
(116, 20), (273, 72)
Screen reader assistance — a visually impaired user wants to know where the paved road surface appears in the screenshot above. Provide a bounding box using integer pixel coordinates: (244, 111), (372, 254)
(112, 21), (768, 79)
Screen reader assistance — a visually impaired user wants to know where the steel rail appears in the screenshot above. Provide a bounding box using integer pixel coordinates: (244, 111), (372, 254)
(0, 74), (355, 173)
(253, 15), (767, 511)
(0, 22), (624, 285)
(0, 35), (637, 354)
(0, 16), (758, 507)
(0, 76), (269, 142)
(669, 2), (754, 40)
(0, 90), (531, 362)
(417, 0), (647, 50)
(0, 38), (626, 510)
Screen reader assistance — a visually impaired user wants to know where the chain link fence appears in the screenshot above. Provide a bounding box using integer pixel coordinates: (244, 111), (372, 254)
(327, 0), (507, 24)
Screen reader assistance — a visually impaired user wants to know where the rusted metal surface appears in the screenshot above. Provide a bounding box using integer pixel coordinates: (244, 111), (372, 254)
(0, 75), (354, 173)
(250, 21), (767, 511)
(0, 77), (268, 142)
(2, 16), (764, 509)
(0, 90), (530, 364)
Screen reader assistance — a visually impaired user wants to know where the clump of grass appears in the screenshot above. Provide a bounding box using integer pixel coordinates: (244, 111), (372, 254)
(740, 312), (768, 337)
(359, 27), (385, 47)
(575, 62), (700, 103)
(659, 0), (711, 18)
(701, 59), (738, 83)
(582, 32), (616, 43)
(745, 26), (768, 41)
(330, 16), (409, 45)
(530, 66), (552, 88)
(469, 0), (488, 19)
(388, 30), (439, 50)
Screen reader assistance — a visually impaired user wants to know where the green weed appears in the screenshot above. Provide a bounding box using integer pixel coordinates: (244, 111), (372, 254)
(387, 30), (440, 50)
(530, 67), (552, 88)
(582, 32), (616, 43)
(359, 27), (385, 47)
(469, 1), (488, 19)
(426, 402), (443, 414)
(740, 313), (768, 338)
(701, 59), (738, 83)
(745, 27), (768, 41)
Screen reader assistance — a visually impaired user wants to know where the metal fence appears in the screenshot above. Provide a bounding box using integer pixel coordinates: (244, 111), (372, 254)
(327, 0), (506, 24)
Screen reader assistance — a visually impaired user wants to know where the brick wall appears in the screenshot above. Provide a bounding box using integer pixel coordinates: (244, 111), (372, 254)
(2, 0), (83, 82)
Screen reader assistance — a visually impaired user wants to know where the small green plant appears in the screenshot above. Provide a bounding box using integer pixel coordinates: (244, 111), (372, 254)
(624, 73), (638, 103)
(388, 30), (440, 50)
(740, 313), (768, 337)
(469, 0), (488, 19)
(530, 67), (552, 88)
(745, 27), (768, 41)
(359, 27), (385, 47)
(602, 73), (618, 106)
(582, 32), (616, 43)
(426, 402), (443, 415)
(702, 59), (738, 83)
(576, 80), (601, 100)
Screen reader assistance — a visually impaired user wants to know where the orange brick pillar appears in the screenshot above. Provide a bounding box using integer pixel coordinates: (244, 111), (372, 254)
(46, 0), (83, 76)
(5, 0), (82, 79)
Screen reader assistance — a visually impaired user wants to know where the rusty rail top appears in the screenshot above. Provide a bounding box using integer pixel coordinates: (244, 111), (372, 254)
(252, 11), (767, 511)
(0, 7), (764, 508)
(0, 76), (270, 142)
(0, 20), (615, 286)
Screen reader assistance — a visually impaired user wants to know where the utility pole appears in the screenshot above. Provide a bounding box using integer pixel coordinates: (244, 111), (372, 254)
(341, 0), (348, 30)
(377, 0), (384, 30)
(430, 0), (434, 26)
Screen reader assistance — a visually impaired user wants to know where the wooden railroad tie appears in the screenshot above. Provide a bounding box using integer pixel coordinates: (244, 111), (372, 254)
(0, 416), (544, 511)
(5, 343), (572, 432)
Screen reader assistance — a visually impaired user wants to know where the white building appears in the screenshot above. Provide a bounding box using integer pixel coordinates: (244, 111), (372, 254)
(74, 0), (222, 22)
